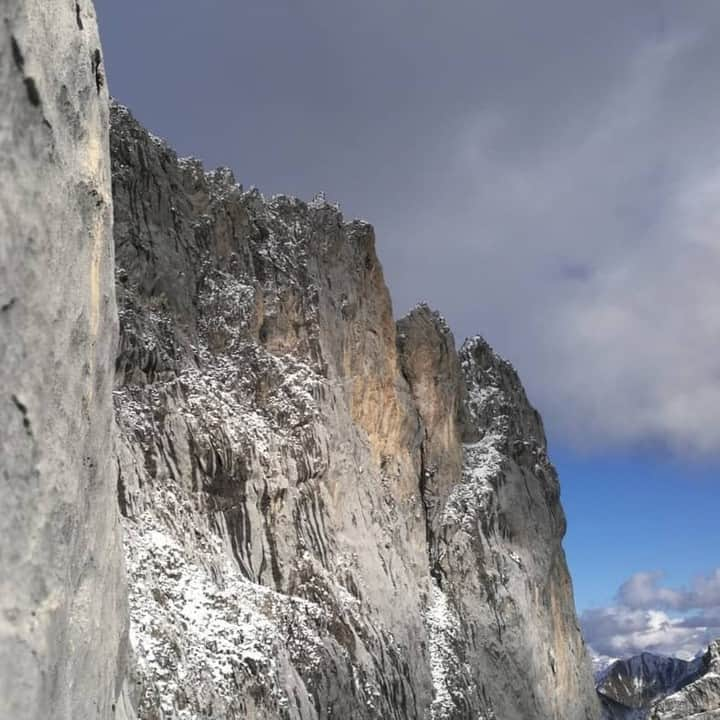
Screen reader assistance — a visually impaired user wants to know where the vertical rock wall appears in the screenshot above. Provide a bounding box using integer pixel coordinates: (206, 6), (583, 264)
(110, 104), (600, 720)
(0, 2), (131, 719)
(398, 308), (598, 720)
(111, 104), (433, 718)
(652, 641), (720, 719)
(0, 5), (601, 714)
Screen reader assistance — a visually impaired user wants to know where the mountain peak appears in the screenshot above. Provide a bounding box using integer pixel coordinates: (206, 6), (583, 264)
(597, 643), (720, 719)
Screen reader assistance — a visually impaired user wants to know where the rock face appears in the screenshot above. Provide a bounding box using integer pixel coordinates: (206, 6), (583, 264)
(0, 3), (132, 720)
(0, 6), (601, 713)
(110, 103), (600, 719)
(419, 334), (599, 720)
(597, 642), (720, 720)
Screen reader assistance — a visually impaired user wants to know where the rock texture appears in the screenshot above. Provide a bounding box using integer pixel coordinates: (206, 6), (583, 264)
(110, 103), (600, 719)
(415, 332), (599, 720)
(0, 2), (132, 719)
(0, 7), (602, 713)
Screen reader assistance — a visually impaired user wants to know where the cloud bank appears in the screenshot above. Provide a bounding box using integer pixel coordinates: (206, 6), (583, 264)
(96, 2), (720, 454)
(382, 30), (720, 454)
(582, 569), (720, 660)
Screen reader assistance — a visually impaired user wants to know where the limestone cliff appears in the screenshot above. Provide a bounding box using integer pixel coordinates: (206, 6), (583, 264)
(0, 4), (601, 714)
(0, 2), (132, 719)
(110, 103), (600, 719)
(399, 316), (599, 720)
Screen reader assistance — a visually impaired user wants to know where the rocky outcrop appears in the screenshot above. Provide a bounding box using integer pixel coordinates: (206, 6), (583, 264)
(0, 3), (132, 720)
(110, 103), (599, 719)
(396, 308), (598, 719)
(112, 103), (430, 719)
(412, 329), (598, 720)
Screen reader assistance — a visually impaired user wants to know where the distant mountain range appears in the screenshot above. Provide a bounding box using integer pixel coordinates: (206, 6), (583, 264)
(597, 640), (720, 719)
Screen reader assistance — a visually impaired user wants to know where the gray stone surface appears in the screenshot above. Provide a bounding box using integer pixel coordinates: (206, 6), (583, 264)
(400, 318), (600, 720)
(112, 103), (432, 719)
(110, 103), (600, 720)
(598, 652), (704, 712)
(0, 2), (132, 719)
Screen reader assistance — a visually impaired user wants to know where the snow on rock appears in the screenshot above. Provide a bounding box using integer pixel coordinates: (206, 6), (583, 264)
(651, 641), (720, 719)
(597, 652), (704, 710)
(125, 520), (328, 718)
(398, 313), (599, 720)
(425, 583), (463, 719)
(110, 102), (600, 720)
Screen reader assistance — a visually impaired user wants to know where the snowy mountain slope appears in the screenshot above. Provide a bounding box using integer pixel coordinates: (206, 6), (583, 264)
(651, 640), (720, 720)
(597, 641), (720, 720)
(598, 652), (704, 709)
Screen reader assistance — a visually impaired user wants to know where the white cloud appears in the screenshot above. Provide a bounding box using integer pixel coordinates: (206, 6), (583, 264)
(582, 569), (720, 659)
(618, 572), (686, 611)
(694, 569), (720, 608)
(619, 569), (720, 611)
(551, 160), (720, 453)
(583, 605), (717, 660)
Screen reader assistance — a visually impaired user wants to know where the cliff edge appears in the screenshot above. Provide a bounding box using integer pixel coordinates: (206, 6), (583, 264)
(110, 103), (599, 719)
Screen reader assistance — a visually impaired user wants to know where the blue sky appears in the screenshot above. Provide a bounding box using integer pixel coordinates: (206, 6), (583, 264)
(557, 443), (720, 658)
(557, 445), (720, 610)
(95, 0), (720, 659)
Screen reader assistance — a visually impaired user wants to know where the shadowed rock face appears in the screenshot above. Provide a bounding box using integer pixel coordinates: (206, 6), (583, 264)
(110, 103), (599, 720)
(0, 2), (132, 719)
